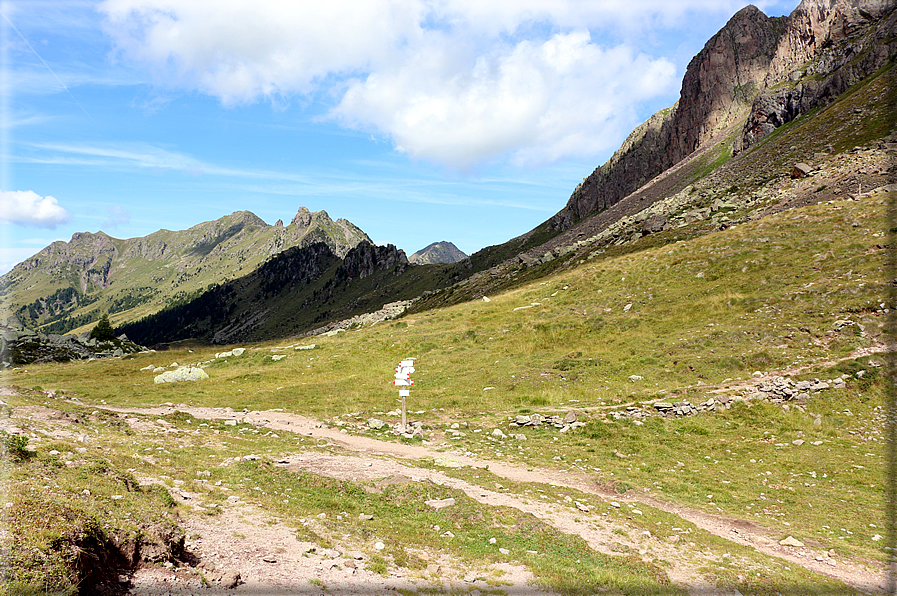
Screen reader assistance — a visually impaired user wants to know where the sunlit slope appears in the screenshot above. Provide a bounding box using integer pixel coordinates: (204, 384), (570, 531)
(0, 208), (370, 336)
(18, 189), (889, 570)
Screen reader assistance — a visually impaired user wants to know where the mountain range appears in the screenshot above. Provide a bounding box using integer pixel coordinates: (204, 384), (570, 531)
(1, 0), (895, 351)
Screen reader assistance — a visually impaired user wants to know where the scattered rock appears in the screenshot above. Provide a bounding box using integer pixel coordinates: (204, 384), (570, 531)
(779, 535), (805, 548)
(791, 163), (812, 179)
(424, 498), (456, 510)
(154, 366), (209, 384)
(434, 457), (463, 468)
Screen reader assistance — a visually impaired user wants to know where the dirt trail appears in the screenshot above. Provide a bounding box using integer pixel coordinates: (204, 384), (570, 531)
(102, 403), (889, 594)
(129, 504), (551, 595)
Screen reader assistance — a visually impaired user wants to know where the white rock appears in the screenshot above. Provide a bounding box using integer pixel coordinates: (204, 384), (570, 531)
(154, 367), (209, 384)
(434, 457), (463, 468)
(295, 344), (316, 350)
(623, 303), (632, 312)
(491, 428), (507, 439)
(374, 541), (385, 550)
(272, 355), (287, 361)
(425, 498), (456, 510)
(779, 536), (804, 547)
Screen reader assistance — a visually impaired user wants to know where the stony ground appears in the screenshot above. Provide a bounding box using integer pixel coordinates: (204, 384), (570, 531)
(87, 402), (888, 595)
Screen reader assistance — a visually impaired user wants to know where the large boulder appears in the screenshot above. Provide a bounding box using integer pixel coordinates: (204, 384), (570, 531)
(154, 366), (209, 384)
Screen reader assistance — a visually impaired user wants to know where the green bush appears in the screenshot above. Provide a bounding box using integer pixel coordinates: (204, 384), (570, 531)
(89, 314), (117, 341)
(1, 431), (30, 463)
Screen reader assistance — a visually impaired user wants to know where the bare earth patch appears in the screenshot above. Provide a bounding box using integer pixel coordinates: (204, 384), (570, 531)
(98, 403), (888, 594)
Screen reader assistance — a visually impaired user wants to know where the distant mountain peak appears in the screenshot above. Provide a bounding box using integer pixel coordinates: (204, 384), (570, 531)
(409, 241), (468, 265)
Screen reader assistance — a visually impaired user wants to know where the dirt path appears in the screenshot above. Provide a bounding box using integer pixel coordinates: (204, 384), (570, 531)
(129, 503), (551, 595)
(101, 403), (889, 594)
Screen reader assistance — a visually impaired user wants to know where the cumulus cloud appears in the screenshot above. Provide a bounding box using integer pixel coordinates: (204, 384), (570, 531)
(332, 31), (676, 168)
(97, 0), (747, 168)
(0, 190), (71, 228)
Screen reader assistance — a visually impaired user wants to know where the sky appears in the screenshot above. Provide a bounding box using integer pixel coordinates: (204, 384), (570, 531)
(0, 0), (799, 273)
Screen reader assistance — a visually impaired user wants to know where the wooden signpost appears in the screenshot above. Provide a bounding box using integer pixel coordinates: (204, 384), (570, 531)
(393, 359), (414, 433)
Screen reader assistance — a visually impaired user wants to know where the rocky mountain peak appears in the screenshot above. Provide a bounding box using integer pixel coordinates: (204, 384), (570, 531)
(409, 241), (468, 265)
(735, 0), (896, 152)
(550, 3), (785, 232)
(290, 206), (333, 229)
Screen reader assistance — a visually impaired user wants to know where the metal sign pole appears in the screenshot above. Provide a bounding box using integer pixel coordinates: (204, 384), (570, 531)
(393, 359), (415, 435)
(401, 392), (407, 433)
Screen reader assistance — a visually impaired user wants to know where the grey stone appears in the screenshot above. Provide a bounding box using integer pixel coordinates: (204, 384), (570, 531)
(153, 366), (209, 384)
(425, 498), (456, 510)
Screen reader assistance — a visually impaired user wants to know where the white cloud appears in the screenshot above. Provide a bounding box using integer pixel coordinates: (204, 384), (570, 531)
(96, 0), (762, 168)
(99, 0), (425, 104)
(332, 31), (676, 168)
(0, 190), (71, 228)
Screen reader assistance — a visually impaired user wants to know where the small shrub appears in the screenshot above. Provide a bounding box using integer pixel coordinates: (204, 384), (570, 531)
(1, 431), (31, 462)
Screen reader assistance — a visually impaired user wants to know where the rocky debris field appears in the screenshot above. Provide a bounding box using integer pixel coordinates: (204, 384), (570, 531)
(1, 315), (146, 368)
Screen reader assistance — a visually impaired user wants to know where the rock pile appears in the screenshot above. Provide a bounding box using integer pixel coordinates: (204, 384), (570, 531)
(652, 398), (721, 417)
(609, 373), (856, 422)
(744, 375), (834, 403)
(1, 315), (146, 367)
(305, 300), (415, 337)
(508, 411), (586, 433)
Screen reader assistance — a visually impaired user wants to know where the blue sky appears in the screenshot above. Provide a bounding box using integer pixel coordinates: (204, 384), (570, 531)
(1, 0), (798, 273)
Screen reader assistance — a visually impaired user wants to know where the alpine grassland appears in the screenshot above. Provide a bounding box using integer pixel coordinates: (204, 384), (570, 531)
(4, 189), (888, 594)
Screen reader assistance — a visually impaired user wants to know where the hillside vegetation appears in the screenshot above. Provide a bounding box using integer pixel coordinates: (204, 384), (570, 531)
(3, 186), (888, 594)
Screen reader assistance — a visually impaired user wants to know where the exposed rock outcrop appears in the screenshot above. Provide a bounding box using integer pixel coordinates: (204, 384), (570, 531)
(0, 315), (146, 367)
(336, 242), (408, 282)
(551, 5), (786, 231)
(735, 0), (897, 152)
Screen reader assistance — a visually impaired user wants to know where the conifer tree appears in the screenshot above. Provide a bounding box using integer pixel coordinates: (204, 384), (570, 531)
(90, 314), (117, 341)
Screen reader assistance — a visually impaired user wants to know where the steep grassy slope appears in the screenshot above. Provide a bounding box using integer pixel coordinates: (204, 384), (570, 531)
(412, 55), (896, 313)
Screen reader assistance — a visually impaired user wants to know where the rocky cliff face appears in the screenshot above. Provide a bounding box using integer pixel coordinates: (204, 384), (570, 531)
(551, 5), (785, 230)
(735, 0), (897, 152)
(336, 242), (408, 282)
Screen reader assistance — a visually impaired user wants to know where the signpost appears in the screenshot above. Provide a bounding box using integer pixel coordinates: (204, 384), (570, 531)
(393, 359), (415, 433)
